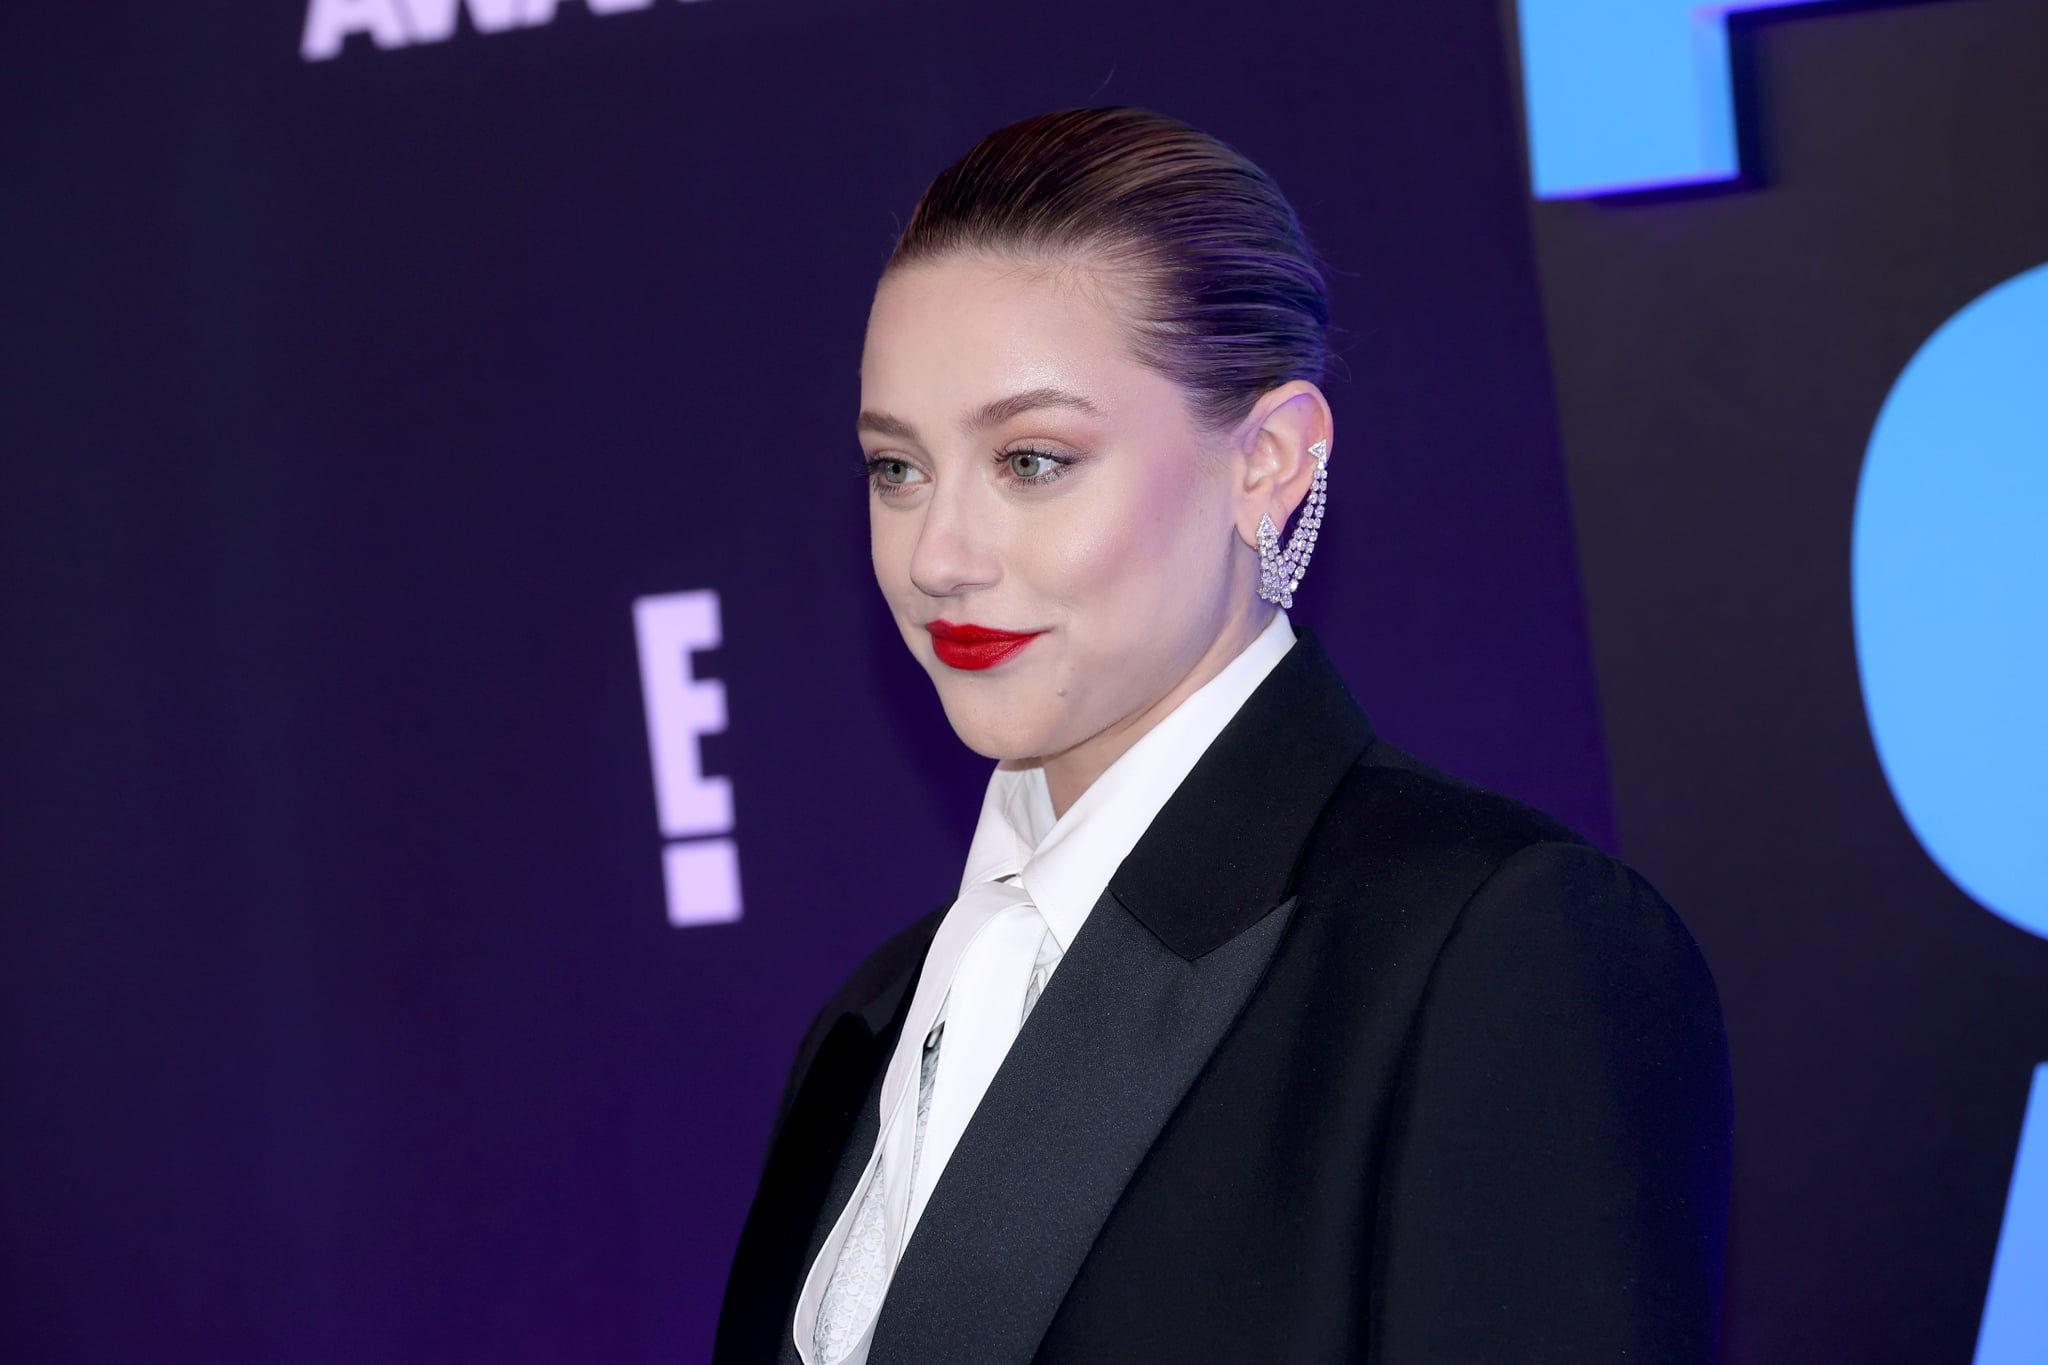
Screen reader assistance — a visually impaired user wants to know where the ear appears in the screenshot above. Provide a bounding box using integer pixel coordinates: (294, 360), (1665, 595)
(1232, 380), (1334, 550)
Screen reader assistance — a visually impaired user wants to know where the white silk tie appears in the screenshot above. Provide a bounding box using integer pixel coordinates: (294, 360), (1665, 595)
(904, 886), (1046, 1234)
(799, 873), (1048, 1365)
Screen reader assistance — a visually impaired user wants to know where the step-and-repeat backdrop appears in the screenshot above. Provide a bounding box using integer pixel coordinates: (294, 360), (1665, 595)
(2, 0), (2040, 1360)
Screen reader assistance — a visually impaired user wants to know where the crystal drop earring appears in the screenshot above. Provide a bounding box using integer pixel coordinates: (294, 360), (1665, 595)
(1257, 439), (1329, 609)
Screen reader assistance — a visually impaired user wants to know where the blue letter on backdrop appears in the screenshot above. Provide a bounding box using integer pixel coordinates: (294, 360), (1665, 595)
(1852, 263), (2048, 941)
(1517, 0), (1835, 198)
(1978, 1067), (2048, 1365)
(1851, 261), (2048, 1363)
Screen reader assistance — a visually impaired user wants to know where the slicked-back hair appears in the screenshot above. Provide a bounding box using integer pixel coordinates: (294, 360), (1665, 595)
(887, 107), (1331, 432)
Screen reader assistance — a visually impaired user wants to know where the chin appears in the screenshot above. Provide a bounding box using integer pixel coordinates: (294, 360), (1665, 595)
(930, 682), (1060, 763)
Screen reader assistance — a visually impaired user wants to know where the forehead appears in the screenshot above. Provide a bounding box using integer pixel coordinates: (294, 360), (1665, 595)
(860, 253), (1148, 409)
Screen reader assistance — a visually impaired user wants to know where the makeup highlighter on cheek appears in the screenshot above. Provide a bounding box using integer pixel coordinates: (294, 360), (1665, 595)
(927, 620), (1045, 670)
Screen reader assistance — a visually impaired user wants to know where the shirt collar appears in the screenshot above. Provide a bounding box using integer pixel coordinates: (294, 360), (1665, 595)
(957, 609), (1298, 951)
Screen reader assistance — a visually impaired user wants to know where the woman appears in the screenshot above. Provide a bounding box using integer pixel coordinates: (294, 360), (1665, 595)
(715, 107), (1731, 1365)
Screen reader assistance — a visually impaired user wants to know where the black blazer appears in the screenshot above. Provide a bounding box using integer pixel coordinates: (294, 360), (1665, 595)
(715, 629), (1732, 1364)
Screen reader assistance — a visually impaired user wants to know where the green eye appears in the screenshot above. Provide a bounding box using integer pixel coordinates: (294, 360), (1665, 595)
(864, 456), (924, 490)
(998, 447), (1076, 485)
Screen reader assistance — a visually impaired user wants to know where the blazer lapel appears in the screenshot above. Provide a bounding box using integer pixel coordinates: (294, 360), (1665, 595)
(720, 926), (934, 1365)
(869, 629), (1376, 1363)
(869, 887), (1296, 1365)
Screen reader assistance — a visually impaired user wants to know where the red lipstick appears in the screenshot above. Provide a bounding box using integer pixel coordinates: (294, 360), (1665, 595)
(926, 620), (1044, 671)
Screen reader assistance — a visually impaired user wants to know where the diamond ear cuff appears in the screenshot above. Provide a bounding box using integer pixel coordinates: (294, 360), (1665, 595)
(1256, 439), (1329, 609)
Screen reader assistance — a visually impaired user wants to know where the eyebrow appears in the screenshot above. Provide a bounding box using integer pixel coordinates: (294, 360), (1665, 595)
(968, 386), (1105, 430)
(857, 386), (1105, 441)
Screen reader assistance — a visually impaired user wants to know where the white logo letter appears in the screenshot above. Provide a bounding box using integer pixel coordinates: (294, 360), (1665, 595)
(633, 591), (740, 926)
(301, 0), (411, 60)
(521, 0), (654, 23)
(399, 0), (528, 45)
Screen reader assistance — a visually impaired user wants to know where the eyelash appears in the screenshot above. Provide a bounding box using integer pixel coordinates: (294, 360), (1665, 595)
(861, 447), (1078, 497)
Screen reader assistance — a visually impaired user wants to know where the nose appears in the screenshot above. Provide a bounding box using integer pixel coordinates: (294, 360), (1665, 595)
(908, 472), (1002, 600)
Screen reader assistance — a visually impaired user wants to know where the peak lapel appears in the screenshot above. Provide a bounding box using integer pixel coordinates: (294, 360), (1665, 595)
(869, 888), (1295, 1365)
(866, 628), (1376, 1363)
(1114, 626), (1376, 958)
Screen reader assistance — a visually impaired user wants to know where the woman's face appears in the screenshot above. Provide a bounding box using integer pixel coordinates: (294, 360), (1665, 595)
(858, 251), (1260, 774)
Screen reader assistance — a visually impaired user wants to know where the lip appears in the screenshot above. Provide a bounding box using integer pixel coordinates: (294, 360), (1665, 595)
(925, 619), (1045, 671)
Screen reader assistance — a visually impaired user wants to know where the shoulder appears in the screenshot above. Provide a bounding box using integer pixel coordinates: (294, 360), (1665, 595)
(1297, 737), (1716, 1007)
(1337, 760), (1732, 1359)
(1297, 736), (1593, 894)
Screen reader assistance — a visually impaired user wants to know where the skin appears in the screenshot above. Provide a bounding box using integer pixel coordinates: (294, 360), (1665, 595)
(858, 250), (1333, 818)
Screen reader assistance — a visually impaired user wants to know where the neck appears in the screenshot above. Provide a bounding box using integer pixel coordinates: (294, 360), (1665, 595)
(1036, 604), (1276, 819)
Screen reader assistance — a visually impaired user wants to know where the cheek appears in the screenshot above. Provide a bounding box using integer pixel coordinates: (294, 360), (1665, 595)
(1037, 455), (1219, 612)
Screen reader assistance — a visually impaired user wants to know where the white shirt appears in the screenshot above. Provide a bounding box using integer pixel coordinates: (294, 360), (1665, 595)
(795, 608), (1297, 1364)
(954, 606), (1298, 989)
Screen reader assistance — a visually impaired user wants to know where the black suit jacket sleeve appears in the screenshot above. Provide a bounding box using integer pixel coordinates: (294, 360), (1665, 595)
(1368, 840), (1734, 1364)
